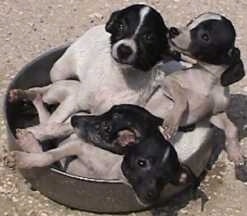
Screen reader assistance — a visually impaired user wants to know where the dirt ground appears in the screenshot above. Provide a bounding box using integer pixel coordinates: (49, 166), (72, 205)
(0, 0), (247, 215)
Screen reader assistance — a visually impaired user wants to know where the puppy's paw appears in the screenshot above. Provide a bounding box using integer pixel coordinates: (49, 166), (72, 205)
(16, 129), (42, 153)
(235, 158), (247, 182)
(162, 118), (179, 140)
(12, 151), (34, 169)
(8, 89), (27, 103)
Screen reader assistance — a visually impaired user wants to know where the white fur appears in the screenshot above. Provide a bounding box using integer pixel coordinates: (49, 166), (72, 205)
(48, 25), (154, 122)
(134, 6), (150, 36)
(188, 12), (222, 30)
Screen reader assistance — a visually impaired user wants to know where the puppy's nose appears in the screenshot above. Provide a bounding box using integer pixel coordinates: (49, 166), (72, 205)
(117, 44), (133, 60)
(169, 27), (180, 38)
(71, 116), (79, 128)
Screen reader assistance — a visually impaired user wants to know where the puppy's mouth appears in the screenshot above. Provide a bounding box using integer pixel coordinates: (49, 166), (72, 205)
(169, 38), (190, 54)
(168, 39), (198, 65)
(113, 55), (134, 66)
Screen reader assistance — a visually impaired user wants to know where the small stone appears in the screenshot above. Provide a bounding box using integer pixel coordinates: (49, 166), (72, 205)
(89, 12), (104, 21)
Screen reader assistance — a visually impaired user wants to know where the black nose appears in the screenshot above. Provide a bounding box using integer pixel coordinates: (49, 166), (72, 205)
(117, 44), (133, 60)
(169, 27), (180, 38)
(71, 116), (79, 128)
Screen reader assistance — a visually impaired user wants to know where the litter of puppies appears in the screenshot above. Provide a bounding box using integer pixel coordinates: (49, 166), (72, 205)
(5, 3), (246, 209)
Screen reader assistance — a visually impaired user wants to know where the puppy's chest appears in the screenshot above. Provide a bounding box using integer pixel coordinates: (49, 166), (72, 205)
(173, 69), (217, 95)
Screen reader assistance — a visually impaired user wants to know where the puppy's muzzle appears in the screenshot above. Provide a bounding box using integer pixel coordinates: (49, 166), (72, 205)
(112, 39), (137, 64)
(117, 44), (133, 60)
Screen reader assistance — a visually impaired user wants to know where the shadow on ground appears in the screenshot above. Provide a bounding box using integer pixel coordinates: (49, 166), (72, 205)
(151, 94), (247, 216)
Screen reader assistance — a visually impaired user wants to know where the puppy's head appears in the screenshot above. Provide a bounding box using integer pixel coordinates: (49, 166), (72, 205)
(169, 12), (245, 85)
(121, 132), (196, 205)
(105, 4), (169, 71)
(71, 104), (163, 154)
(169, 12), (236, 64)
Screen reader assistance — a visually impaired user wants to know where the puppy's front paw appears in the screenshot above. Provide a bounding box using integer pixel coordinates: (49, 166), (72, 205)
(12, 151), (33, 169)
(162, 118), (179, 140)
(235, 158), (247, 182)
(16, 129), (42, 153)
(13, 151), (53, 169)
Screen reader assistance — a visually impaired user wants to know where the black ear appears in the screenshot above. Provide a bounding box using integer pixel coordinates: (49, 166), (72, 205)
(105, 10), (120, 33)
(221, 47), (245, 86)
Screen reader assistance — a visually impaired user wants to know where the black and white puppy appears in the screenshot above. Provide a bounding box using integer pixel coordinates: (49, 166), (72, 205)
(106, 4), (169, 70)
(22, 4), (170, 127)
(13, 104), (195, 205)
(70, 104), (164, 154)
(169, 12), (244, 85)
(140, 12), (246, 181)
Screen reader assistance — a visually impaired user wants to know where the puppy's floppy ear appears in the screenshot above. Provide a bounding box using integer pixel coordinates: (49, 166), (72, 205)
(221, 47), (245, 86)
(105, 10), (120, 33)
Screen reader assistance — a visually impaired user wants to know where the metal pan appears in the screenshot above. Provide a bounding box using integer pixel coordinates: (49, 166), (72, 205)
(3, 45), (213, 213)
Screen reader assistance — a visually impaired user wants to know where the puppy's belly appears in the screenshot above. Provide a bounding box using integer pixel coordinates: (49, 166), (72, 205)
(183, 90), (213, 125)
(145, 89), (213, 126)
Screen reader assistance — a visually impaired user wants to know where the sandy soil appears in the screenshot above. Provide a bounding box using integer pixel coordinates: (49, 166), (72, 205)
(0, 0), (247, 215)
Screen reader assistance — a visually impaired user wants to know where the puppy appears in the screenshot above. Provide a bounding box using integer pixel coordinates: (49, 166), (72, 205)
(140, 12), (246, 181)
(70, 104), (165, 154)
(13, 4), (170, 130)
(13, 103), (195, 205)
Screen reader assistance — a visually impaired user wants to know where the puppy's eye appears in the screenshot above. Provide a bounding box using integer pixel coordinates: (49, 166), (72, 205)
(201, 33), (210, 42)
(137, 159), (147, 167)
(118, 23), (125, 33)
(142, 32), (154, 42)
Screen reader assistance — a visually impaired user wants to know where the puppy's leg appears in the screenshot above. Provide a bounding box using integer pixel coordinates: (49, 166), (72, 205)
(138, 69), (166, 106)
(8, 86), (50, 103)
(15, 94), (51, 153)
(49, 53), (76, 82)
(161, 79), (188, 139)
(47, 96), (83, 123)
(13, 138), (82, 168)
(25, 122), (74, 142)
(210, 113), (247, 181)
(32, 94), (50, 123)
(16, 129), (43, 153)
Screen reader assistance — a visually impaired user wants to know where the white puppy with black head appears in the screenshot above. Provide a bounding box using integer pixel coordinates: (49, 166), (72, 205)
(43, 4), (170, 122)
(140, 12), (246, 181)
